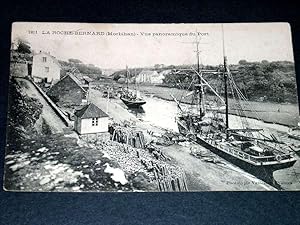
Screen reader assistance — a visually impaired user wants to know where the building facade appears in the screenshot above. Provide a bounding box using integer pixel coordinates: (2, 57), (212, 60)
(47, 73), (87, 107)
(32, 52), (61, 83)
(136, 70), (165, 84)
(136, 70), (157, 83)
(74, 103), (109, 134)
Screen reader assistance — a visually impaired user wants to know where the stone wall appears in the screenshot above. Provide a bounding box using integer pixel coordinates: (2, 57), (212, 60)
(10, 62), (28, 77)
(80, 132), (111, 143)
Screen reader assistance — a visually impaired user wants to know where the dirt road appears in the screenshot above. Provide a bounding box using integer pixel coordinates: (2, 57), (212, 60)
(162, 144), (275, 191)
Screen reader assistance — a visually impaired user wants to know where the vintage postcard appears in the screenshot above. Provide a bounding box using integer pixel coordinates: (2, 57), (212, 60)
(4, 22), (300, 192)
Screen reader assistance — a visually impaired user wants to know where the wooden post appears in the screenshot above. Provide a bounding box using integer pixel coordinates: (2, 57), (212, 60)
(182, 172), (188, 191)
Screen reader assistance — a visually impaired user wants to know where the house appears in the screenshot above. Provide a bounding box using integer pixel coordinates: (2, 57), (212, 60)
(81, 75), (93, 91)
(136, 70), (165, 84)
(154, 64), (165, 69)
(74, 103), (109, 134)
(47, 73), (88, 107)
(32, 51), (61, 83)
(82, 76), (93, 85)
(136, 70), (158, 84)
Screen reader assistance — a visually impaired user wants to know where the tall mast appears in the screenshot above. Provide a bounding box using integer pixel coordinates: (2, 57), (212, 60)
(195, 38), (205, 117)
(224, 57), (229, 132)
(135, 68), (137, 97)
(196, 41), (200, 73)
(126, 65), (129, 92)
(222, 24), (229, 137)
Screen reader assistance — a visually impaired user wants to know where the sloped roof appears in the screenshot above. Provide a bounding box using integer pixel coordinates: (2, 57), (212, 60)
(82, 76), (93, 82)
(74, 103), (108, 119)
(58, 73), (87, 92)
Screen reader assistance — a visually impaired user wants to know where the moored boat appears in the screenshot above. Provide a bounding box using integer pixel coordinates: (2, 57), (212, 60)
(173, 26), (297, 188)
(121, 66), (146, 108)
(120, 95), (146, 108)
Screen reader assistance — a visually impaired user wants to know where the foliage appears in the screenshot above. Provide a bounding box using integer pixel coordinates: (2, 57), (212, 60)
(16, 38), (31, 54)
(234, 61), (297, 103)
(112, 68), (144, 81)
(68, 58), (82, 64)
(59, 59), (102, 78)
(162, 60), (297, 103)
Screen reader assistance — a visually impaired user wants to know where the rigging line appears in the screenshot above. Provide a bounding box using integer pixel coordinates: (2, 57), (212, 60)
(221, 24), (226, 60)
(170, 70), (195, 113)
(235, 88), (251, 130)
(228, 71), (262, 132)
(235, 84), (263, 126)
(167, 70), (186, 104)
(179, 71), (196, 105)
(229, 77), (246, 130)
(222, 25), (250, 131)
(229, 77), (251, 131)
(228, 72), (261, 120)
(190, 66), (225, 105)
(233, 83), (250, 124)
(229, 72), (247, 101)
(186, 76), (198, 113)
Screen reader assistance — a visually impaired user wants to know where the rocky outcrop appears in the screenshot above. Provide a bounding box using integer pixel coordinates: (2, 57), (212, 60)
(7, 78), (43, 142)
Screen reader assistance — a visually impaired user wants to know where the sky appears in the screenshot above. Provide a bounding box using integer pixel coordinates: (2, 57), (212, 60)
(12, 22), (295, 69)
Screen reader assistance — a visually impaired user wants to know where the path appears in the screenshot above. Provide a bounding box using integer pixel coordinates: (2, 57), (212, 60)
(162, 144), (275, 191)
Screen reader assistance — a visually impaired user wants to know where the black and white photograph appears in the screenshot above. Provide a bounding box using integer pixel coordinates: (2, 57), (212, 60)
(4, 22), (300, 192)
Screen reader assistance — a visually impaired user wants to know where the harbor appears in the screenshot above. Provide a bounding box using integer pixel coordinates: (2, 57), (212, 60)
(89, 85), (300, 191)
(4, 23), (300, 192)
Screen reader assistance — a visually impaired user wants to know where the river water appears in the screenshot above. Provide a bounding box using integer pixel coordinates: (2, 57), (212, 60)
(125, 95), (300, 190)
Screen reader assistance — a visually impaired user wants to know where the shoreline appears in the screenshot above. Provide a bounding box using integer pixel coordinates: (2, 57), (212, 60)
(139, 89), (298, 128)
(153, 94), (293, 127)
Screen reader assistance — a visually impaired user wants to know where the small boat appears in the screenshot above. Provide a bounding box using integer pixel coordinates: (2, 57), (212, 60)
(121, 66), (146, 108)
(120, 95), (146, 108)
(288, 126), (300, 141)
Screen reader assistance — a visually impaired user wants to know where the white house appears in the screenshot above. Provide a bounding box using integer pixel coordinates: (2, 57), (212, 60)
(135, 70), (167, 84)
(32, 51), (61, 83)
(136, 70), (160, 84)
(74, 103), (109, 134)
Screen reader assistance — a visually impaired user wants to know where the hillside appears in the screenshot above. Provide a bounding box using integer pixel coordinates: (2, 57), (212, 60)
(162, 60), (298, 103)
(59, 59), (103, 80)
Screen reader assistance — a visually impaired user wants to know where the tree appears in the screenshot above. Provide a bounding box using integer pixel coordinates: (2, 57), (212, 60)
(16, 38), (31, 54)
(68, 58), (82, 64)
(238, 59), (248, 65)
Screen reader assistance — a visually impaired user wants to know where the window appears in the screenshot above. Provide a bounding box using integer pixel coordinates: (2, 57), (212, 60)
(92, 118), (98, 126)
(42, 57), (47, 62)
(45, 67), (49, 73)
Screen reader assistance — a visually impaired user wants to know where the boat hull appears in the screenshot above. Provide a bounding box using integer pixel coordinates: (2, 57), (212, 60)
(197, 135), (296, 189)
(121, 97), (146, 108)
(177, 121), (297, 189)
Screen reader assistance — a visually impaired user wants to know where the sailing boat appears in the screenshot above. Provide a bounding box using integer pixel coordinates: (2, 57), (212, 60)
(173, 26), (297, 188)
(120, 66), (146, 108)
